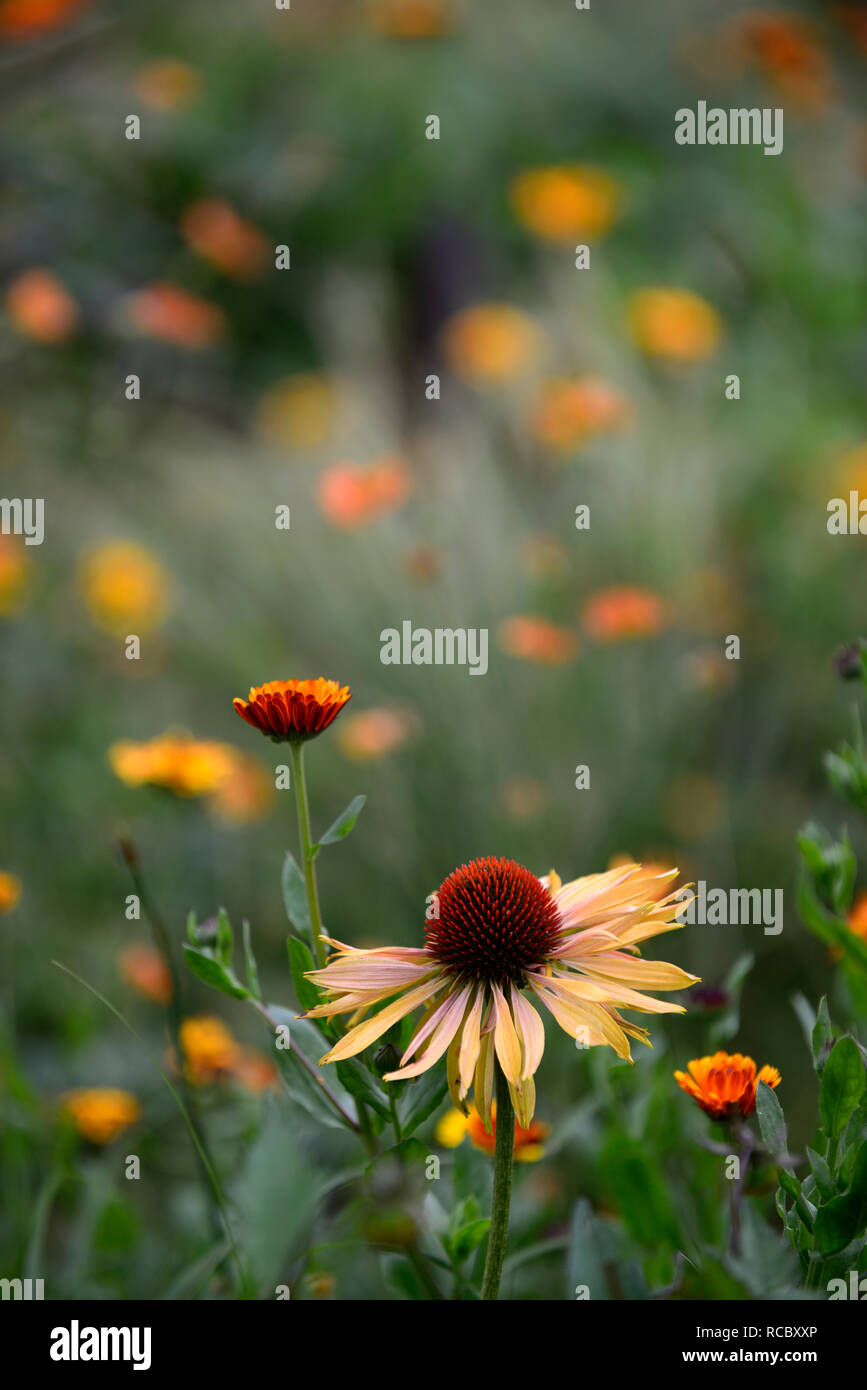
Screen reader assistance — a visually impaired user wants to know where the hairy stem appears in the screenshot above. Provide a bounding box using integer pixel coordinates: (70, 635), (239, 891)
(480, 1064), (515, 1300)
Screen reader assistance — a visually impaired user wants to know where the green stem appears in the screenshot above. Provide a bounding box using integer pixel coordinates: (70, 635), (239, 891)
(389, 1089), (403, 1144)
(290, 743), (327, 969)
(480, 1064), (515, 1301)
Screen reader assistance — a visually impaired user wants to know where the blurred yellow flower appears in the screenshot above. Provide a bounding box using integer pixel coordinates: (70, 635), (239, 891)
(180, 199), (269, 281)
(179, 1015), (241, 1084)
(336, 707), (415, 763)
(581, 586), (667, 642)
(4, 268), (78, 343)
(436, 1104), (550, 1161)
(498, 615), (579, 665)
(316, 456), (411, 529)
(78, 541), (169, 633)
(0, 871), (22, 914)
(109, 733), (237, 798)
(134, 58), (201, 111)
(628, 288), (721, 362)
(256, 373), (338, 451)
(441, 303), (542, 385)
(531, 376), (633, 451)
(0, 536), (30, 615)
(366, 0), (455, 39)
(839, 441), (867, 496)
(123, 282), (225, 349)
(118, 944), (173, 1004)
(62, 1088), (140, 1145)
(510, 165), (622, 243)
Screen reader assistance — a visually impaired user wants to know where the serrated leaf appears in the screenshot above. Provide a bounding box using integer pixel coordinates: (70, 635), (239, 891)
(820, 1037), (866, 1140)
(182, 944), (249, 1000)
(311, 795), (366, 855)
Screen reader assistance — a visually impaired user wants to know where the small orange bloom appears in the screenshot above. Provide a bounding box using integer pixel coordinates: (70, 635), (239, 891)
(366, 0), (455, 39)
(123, 282), (225, 349)
(628, 288), (721, 363)
(118, 944), (173, 1004)
(498, 615), (579, 665)
(234, 677), (351, 744)
(581, 586), (667, 642)
(316, 456), (410, 529)
(232, 1049), (280, 1094)
(180, 199), (268, 281)
(675, 1052), (781, 1119)
(734, 12), (832, 111)
(510, 165), (621, 243)
(532, 376), (633, 451)
(62, 1088), (140, 1144)
(0, 0), (89, 38)
(337, 706), (415, 763)
(206, 751), (273, 825)
(441, 303), (542, 385)
(0, 871), (22, 914)
(0, 536), (30, 616)
(78, 541), (169, 633)
(5, 268), (78, 343)
(437, 1103), (550, 1161)
(109, 733), (237, 797)
(833, 891), (867, 960)
(134, 59), (201, 111)
(179, 1015), (241, 1084)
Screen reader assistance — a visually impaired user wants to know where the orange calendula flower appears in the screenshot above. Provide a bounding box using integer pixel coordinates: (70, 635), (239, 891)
(62, 1088), (140, 1144)
(581, 586), (667, 642)
(0, 0), (90, 38)
(831, 891), (867, 961)
(316, 456), (411, 529)
(674, 1052), (781, 1119)
(0, 536), (30, 615)
(437, 1103), (550, 1161)
(628, 287), (721, 363)
(510, 165), (622, 243)
(366, 0), (455, 39)
(532, 376), (633, 451)
(134, 58), (201, 111)
(180, 199), (269, 281)
(0, 871), (22, 914)
(109, 733), (237, 797)
(78, 541), (169, 633)
(118, 944), (173, 1004)
(234, 677), (351, 744)
(123, 282), (225, 349)
(4, 268), (78, 343)
(441, 303), (542, 385)
(305, 857), (698, 1129)
(498, 615), (579, 665)
(179, 1015), (241, 1084)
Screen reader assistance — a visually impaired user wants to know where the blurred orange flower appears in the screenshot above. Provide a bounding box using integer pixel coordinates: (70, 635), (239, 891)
(441, 303), (542, 385)
(256, 373), (338, 450)
(316, 455), (410, 529)
(502, 776), (547, 821)
(234, 677), (351, 744)
(510, 165), (622, 243)
(366, 0), (455, 39)
(109, 733), (237, 798)
(628, 288), (721, 362)
(134, 59), (201, 111)
(4, 268), (78, 343)
(123, 282), (225, 349)
(733, 12), (832, 111)
(0, 871), (22, 914)
(498, 615), (579, 665)
(0, 0), (90, 38)
(833, 891), (867, 960)
(181, 199), (269, 281)
(581, 586), (667, 642)
(337, 706), (415, 763)
(675, 1052), (781, 1119)
(436, 1103), (549, 1161)
(0, 536), (30, 615)
(207, 751), (273, 825)
(531, 376), (633, 451)
(62, 1088), (140, 1144)
(78, 541), (169, 633)
(118, 944), (173, 1005)
(231, 1049), (280, 1094)
(179, 1015), (241, 1084)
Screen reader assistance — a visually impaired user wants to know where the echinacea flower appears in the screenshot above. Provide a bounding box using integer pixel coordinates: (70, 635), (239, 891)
(109, 733), (237, 797)
(233, 677), (351, 743)
(437, 1102), (550, 1162)
(0, 870), (22, 914)
(305, 858), (698, 1128)
(62, 1088), (140, 1144)
(674, 1052), (781, 1119)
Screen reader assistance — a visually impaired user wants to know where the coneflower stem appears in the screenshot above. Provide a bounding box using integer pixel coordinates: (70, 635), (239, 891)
(290, 742), (327, 970)
(480, 1063), (515, 1300)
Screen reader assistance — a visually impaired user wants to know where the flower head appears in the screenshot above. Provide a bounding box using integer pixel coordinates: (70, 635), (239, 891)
(122, 282), (225, 349)
(180, 199), (268, 281)
(62, 1088), (140, 1144)
(316, 456), (410, 529)
(233, 677), (351, 743)
(628, 288), (721, 363)
(118, 944), (173, 1004)
(305, 858), (697, 1128)
(5, 268), (78, 343)
(109, 733), (237, 797)
(78, 541), (169, 633)
(674, 1051), (781, 1119)
(581, 586), (667, 642)
(510, 165), (621, 243)
(441, 303), (542, 385)
(498, 615), (579, 666)
(179, 1015), (241, 1084)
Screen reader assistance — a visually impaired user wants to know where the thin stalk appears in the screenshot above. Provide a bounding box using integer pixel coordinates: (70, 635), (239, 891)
(289, 743), (327, 969)
(480, 1064), (515, 1300)
(247, 997), (363, 1137)
(729, 1119), (754, 1257)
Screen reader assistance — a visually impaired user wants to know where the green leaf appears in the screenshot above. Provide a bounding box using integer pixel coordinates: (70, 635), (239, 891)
(812, 996), (833, 1074)
(450, 1217), (491, 1264)
(215, 907), (233, 967)
(601, 1134), (680, 1249)
(267, 1010), (352, 1131)
(566, 1197), (613, 1300)
(820, 1037), (866, 1140)
(241, 919), (261, 1002)
(814, 1141), (867, 1255)
(806, 1146), (835, 1201)
(708, 952), (754, 1046)
(311, 795), (366, 856)
(287, 936), (321, 1014)
(335, 1058), (391, 1122)
(755, 1080), (788, 1157)
(182, 944), (249, 1000)
(281, 851), (312, 942)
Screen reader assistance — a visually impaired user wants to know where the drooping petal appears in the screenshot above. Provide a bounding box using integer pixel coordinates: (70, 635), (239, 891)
(490, 982), (522, 1085)
(319, 975), (445, 1063)
(474, 1029), (495, 1133)
(458, 985), (486, 1099)
(510, 984), (546, 1080)
(385, 982), (474, 1080)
